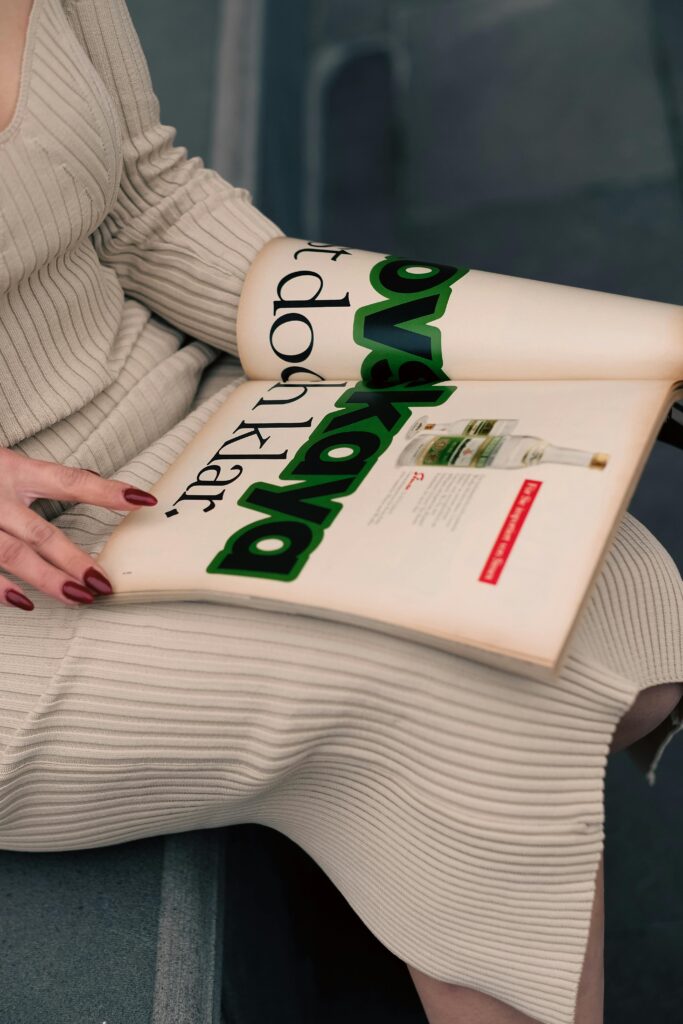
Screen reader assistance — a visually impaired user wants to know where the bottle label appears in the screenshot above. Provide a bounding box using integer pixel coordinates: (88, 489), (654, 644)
(420, 417), (518, 437)
(465, 418), (496, 436)
(419, 434), (505, 467)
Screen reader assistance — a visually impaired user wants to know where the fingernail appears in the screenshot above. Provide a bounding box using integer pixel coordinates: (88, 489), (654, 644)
(62, 581), (94, 604)
(84, 469), (101, 476)
(5, 588), (34, 611)
(83, 567), (113, 595)
(123, 487), (157, 506)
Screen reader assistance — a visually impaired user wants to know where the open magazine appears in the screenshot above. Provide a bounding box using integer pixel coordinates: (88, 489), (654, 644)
(95, 238), (683, 682)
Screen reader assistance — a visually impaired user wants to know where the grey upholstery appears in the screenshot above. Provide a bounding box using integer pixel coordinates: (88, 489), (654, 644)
(0, 830), (225, 1024)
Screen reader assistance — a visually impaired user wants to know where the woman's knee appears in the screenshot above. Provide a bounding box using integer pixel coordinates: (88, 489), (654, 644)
(609, 681), (683, 755)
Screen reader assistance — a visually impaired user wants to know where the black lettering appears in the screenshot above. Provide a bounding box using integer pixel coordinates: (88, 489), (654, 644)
(247, 477), (348, 526)
(281, 365), (326, 382)
(165, 489), (226, 517)
(363, 293), (440, 361)
(212, 420), (310, 461)
(273, 270), (350, 314)
(296, 430), (381, 477)
(269, 313), (314, 363)
(378, 258), (460, 295)
(364, 357), (443, 388)
(253, 383), (311, 406)
(193, 463), (244, 487)
(253, 381), (347, 407)
(293, 242), (351, 261)
(216, 519), (312, 576)
(325, 388), (405, 434)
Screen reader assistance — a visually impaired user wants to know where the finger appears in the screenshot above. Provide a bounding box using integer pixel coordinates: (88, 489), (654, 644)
(0, 529), (96, 608)
(0, 576), (34, 611)
(0, 501), (113, 595)
(5, 455), (158, 510)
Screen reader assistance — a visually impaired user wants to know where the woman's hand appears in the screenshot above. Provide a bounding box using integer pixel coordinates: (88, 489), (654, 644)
(0, 448), (158, 611)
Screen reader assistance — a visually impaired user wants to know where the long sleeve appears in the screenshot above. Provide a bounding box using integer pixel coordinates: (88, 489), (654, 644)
(63, 0), (284, 357)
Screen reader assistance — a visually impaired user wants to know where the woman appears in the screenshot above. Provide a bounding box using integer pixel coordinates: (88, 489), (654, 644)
(1, 2), (681, 1022)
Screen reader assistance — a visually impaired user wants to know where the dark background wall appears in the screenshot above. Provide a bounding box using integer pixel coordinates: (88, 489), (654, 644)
(127, 0), (222, 164)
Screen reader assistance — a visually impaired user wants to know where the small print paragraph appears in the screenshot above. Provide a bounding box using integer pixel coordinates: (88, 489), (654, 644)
(410, 471), (482, 531)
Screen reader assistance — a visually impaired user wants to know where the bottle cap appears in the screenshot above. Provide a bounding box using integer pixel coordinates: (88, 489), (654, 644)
(590, 452), (609, 469)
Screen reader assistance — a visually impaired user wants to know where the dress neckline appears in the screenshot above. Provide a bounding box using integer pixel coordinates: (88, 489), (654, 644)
(0, 0), (43, 146)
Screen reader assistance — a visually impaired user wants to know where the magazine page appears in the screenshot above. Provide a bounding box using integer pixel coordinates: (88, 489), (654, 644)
(236, 237), (683, 386)
(95, 376), (675, 681)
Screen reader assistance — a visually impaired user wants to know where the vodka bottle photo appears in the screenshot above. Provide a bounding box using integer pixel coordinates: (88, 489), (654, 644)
(406, 416), (519, 440)
(397, 433), (610, 470)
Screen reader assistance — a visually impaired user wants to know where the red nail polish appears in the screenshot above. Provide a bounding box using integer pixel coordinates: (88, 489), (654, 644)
(83, 567), (113, 595)
(5, 589), (34, 611)
(123, 488), (157, 506)
(62, 581), (94, 604)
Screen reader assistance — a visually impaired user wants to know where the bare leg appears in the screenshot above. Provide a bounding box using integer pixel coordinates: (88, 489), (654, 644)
(406, 853), (604, 1023)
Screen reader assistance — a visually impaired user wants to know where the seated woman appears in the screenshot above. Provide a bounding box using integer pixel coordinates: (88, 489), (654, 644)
(1, 2), (681, 1023)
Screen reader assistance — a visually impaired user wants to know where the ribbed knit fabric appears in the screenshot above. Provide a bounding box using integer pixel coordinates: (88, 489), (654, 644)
(0, 0), (281, 493)
(1, 4), (682, 1024)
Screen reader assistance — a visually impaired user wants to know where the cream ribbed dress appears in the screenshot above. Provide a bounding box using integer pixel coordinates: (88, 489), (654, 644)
(1, 2), (682, 1022)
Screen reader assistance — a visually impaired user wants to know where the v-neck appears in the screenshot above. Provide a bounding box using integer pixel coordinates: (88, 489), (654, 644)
(0, 0), (43, 145)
